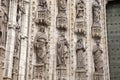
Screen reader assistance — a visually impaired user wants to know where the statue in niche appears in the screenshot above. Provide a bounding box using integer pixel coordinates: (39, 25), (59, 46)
(93, 40), (103, 73)
(57, 32), (69, 67)
(76, 0), (85, 19)
(76, 36), (86, 69)
(34, 26), (47, 64)
(57, 0), (67, 13)
(93, 0), (101, 25)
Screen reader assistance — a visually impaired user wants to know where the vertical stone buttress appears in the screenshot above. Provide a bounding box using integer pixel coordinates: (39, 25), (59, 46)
(4, 0), (18, 80)
(18, 0), (29, 80)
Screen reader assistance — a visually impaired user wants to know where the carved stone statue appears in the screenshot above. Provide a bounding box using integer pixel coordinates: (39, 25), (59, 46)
(34, 26), (47, 64)
(38, 0), (47, 9)
(57, 32), (69, 67)
(76, 36), (86, 69)
(1, 0), (7, 8)
(76, 0), (85, 19)
(57, 0), (67, 13)
(93, 0), (101, 25)
(93, 40), (103, 73)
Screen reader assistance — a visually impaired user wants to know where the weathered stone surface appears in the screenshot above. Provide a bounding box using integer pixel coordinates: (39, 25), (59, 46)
(0, 0), (110, 80)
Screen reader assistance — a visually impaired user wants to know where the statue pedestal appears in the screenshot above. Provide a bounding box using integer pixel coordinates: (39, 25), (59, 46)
(56, 66), (67, 80)
(3, 77), (11, 80)
(33, 64), (45, 80)
(75, 69), (87, 80)
(94, 72), (103, 80)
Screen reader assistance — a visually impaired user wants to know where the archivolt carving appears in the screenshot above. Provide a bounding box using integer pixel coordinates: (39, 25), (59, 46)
(57, 32), (69, 67)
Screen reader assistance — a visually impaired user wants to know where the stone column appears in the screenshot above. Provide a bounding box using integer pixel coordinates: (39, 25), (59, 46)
(18, 0), (29, 80)
(3, 0), (18, 80)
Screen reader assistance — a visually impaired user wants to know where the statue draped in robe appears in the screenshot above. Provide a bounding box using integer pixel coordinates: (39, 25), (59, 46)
(57, 33), (69, 67)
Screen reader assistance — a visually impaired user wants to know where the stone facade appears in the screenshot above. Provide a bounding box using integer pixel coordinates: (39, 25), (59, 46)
(0, 0), (110, 80)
